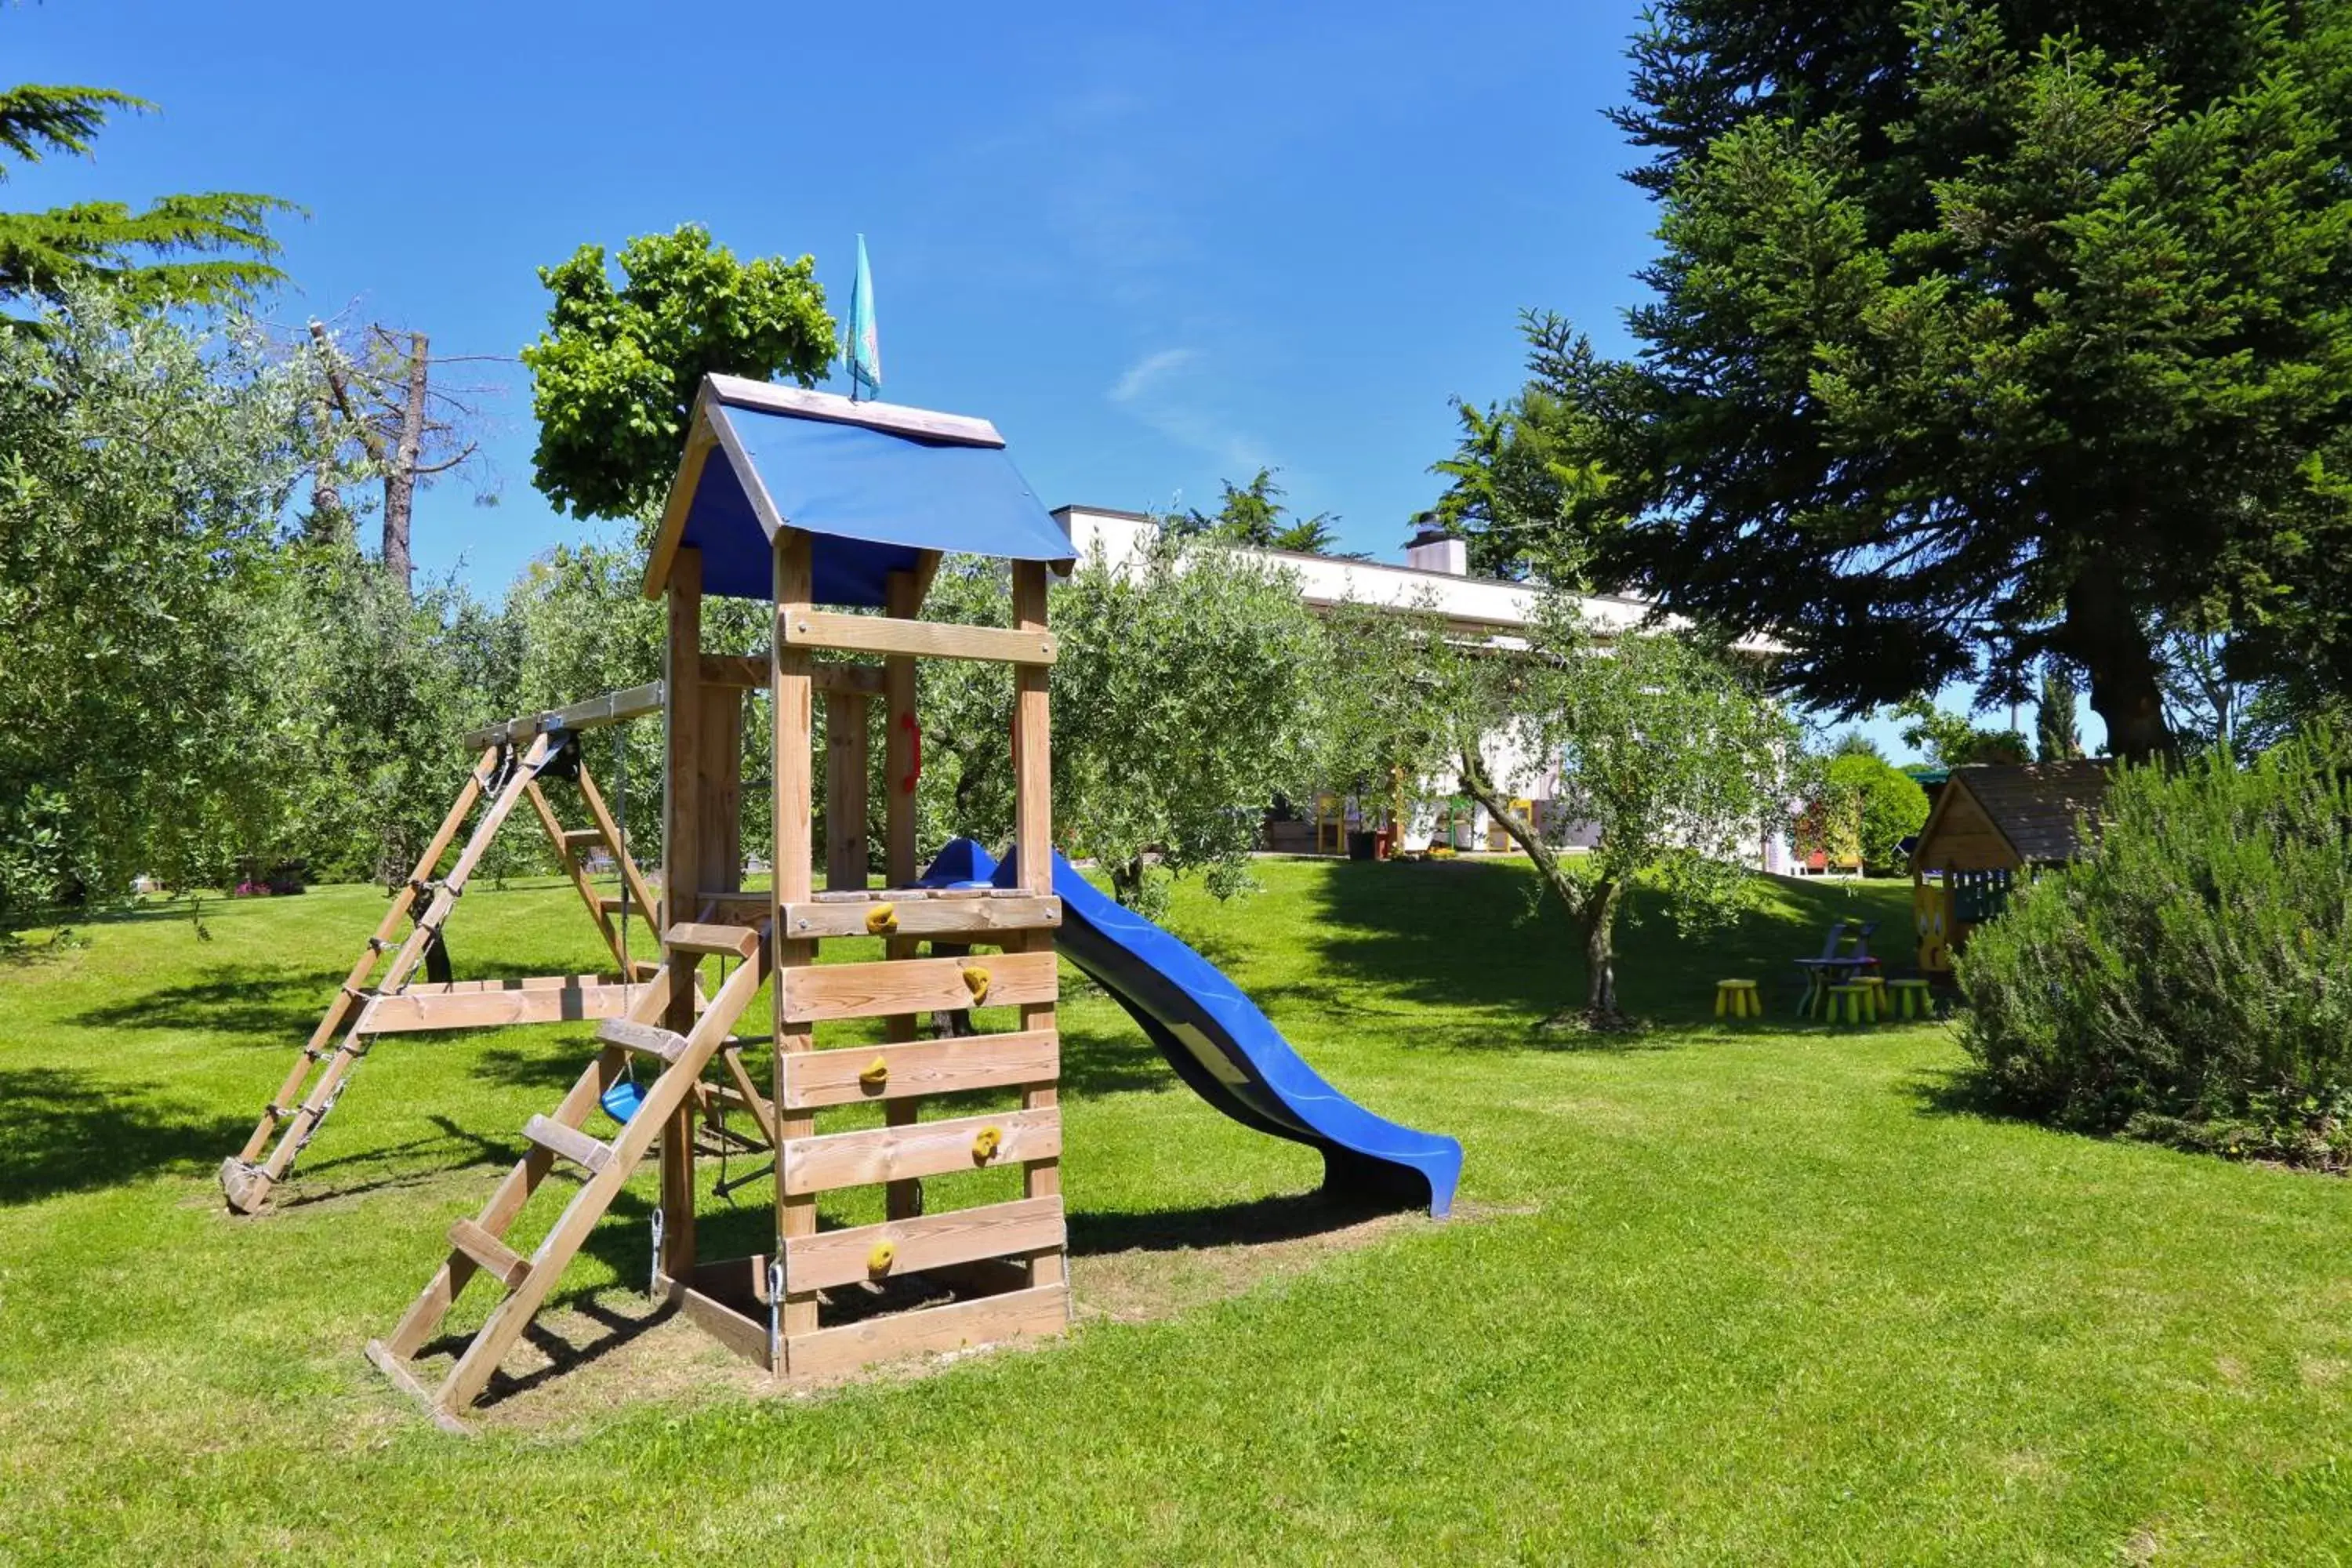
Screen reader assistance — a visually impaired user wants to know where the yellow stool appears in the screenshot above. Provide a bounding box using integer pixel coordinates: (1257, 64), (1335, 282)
(1824, 982), (1872, 1025)
(1856, 974), (1888, 1019)
(1714, 978), (1761, 1019)
(1887, 978), (1933, 1019)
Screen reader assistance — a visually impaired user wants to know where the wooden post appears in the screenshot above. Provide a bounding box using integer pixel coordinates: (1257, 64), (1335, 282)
(771, 529), (821, 1352)
(659, 547), (702, 1279)
(825, 692), (870, 892)
(699, 683), (745, 895)
(1010, 561), (1064, 1290)
(880, 566), (926, 1221)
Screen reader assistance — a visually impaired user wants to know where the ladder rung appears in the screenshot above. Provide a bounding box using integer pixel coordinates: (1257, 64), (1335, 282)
(596, 1018), (688, 1063)
(522, 1114), (612, 1175)
(561, 829), (606, 848)
(664, 922), (762, 960)
(447, 1218), (532, 1289)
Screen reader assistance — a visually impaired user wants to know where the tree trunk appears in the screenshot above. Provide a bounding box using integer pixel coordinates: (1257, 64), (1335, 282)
(382, 331), (428, 597)
(1111, 854), (1147, 908)
(1579, 877), (1623, 1019)
(1454, 746), (1628, 1025)
(2062, 572), (2173, 764)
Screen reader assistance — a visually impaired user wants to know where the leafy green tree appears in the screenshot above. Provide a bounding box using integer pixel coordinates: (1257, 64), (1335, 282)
(1338, 591), (1800, 1024)
(521, 224), (836, 522)
(1558, 1), (2352, 761)
(1052, 538), (1327, 911)
(1803, 750), (1930, 872)
(1891, 697), (2031, 768)
(0, 285), (307, 932)
(1169, 468), (1359, 557)
(0, 79), (292, 307)
(2036, 665), (2084, 761)
(1420, 378), (1613, 583)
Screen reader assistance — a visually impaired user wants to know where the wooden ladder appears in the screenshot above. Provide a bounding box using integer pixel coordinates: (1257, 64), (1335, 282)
(220, 735), (559, 1212)
(368, 927), (768, 1429)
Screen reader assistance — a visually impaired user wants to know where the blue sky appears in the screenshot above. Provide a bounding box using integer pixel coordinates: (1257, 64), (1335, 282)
(12, 0), (2065, 756)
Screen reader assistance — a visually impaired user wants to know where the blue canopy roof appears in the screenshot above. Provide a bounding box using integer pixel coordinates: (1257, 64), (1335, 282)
(652, 377), (1076, 606)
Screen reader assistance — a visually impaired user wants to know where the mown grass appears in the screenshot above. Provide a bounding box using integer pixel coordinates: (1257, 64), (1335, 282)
(2, 858), (2349, 1563)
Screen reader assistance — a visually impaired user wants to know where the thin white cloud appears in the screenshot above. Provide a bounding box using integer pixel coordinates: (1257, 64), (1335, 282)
(1109, 347), (1200, 405)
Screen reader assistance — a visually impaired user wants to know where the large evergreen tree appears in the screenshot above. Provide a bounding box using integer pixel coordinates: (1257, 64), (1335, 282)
(0, 80), (292, 307)
(1561, 0), (2352, 760)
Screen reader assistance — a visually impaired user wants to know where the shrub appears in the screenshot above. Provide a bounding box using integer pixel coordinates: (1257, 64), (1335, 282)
(1795, 753), (1929, 872)
(1957, 735), (2352, 1166)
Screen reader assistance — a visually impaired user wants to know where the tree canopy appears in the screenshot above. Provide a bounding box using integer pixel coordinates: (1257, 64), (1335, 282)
(0, 78), (293, 309)
(521, 224), (836, 521)
(1540, 0), (2352, 762)
(1167, 468), (1358, 557)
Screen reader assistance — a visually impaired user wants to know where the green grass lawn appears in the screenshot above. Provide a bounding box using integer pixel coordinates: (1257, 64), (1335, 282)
(3, 858), (2350, 1563)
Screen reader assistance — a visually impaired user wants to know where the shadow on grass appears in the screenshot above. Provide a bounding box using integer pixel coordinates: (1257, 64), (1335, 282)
(1067, 1188), (1400, 1255)
(0, 1067), (252, 1205)
(270, 1115), (520, 1210)
(68, 964), (336, 1040)
(1900, 1062), (2042, 1129)
(1290, 858), (1923, 1041)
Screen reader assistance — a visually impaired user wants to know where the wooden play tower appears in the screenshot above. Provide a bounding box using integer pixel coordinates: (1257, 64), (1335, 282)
(368, 377), (1080, 1426)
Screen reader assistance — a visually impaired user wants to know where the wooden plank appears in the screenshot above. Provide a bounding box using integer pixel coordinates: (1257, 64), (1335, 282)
(446, 1218), (532, 1290)
(705, 373), (1007, 448)
(779, 894), (1060, 941)
(785, 1284), (1069, 1380)
(641, 406), (717, 601)
(365, 1341), (473, 1436)
(772, 527), (822, 1343)
(779, 607), (1057, 666)
(660, 550), (707, 1283)
(463, 682), (665, 750)
(784, 1196), (1065, 1294)
(826, 691), (871, 892)
(779, 950), (1056, 1023)
(596, 1018), (688, 1064)
(880, 570), (927, 1225)
(674, 1285), (774, 1371)
(702, 653), (885, 695)
(360, 979), (647, 1034)
(561, 828), (606, 848)
(523, 1114), (612, 1176)
(777, 1029), (1059, 1109)
(1010, 564), (1064, 1290)
(665, 921), (763, 960)
(782, 1107), (1061, 1195)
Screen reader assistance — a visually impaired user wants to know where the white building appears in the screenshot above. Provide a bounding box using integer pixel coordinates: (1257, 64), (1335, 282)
(1051, 505), (1794, 870)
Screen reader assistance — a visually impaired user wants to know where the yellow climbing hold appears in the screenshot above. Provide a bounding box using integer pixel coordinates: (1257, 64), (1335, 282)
(961, 964), (992, 1004)
(858, 1054), (890, 1089)
(971, 1124), (1003, 1163)
(866, 1241), (896, 1276)
(865, 902), (898, 935)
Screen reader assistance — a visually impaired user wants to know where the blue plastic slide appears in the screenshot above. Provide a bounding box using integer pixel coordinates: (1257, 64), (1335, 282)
(921, 840), (1461, 1217)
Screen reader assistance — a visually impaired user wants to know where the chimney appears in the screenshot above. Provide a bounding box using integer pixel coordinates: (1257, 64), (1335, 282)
(1405, 527), (1468, 575)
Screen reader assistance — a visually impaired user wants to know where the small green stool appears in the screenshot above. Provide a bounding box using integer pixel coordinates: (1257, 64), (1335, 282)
(1856, 974), (1888, 1019)
(1714, 978), (1761, 1019)
(1823, 982), (1873, 1025)
(1887, 978), (1934, 1019)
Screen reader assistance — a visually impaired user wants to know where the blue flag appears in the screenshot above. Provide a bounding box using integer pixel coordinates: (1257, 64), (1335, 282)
(845, 234), (880, 400)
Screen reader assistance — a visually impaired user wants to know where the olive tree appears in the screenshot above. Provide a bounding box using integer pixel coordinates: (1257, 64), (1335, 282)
(1339, 590), (1799, 1025)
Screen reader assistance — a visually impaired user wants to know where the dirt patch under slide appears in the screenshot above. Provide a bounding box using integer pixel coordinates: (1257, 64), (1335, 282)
(439, 1197), (1504, 1434)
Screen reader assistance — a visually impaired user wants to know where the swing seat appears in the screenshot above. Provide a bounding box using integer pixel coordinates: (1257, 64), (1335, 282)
(600, 1078), (644, 1127)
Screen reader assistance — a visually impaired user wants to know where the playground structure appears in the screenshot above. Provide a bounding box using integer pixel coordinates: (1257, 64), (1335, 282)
(1910, 760), (2110, 975)
(219, 702), (672, 1216)
(220, 376), (1459, 1427)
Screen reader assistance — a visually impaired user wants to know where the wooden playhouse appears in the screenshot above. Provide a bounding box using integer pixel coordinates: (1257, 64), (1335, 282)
(1910, 759), (2111, 976)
